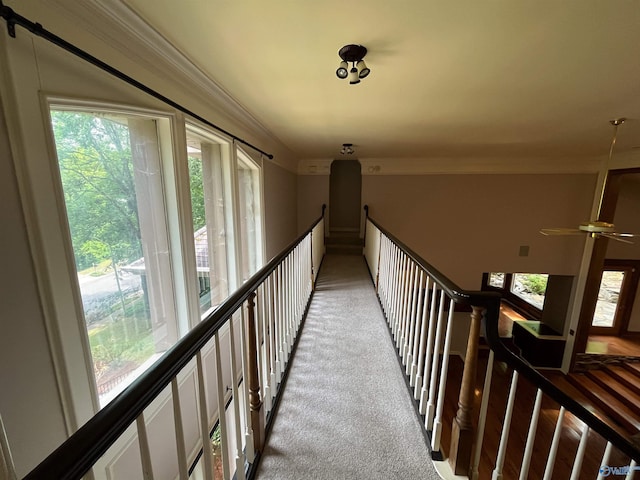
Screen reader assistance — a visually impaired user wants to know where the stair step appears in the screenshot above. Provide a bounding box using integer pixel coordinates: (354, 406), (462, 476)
(604, 365), (640, 397)
(567, 373), (640, 434)
(587, 370), (640, 417)
(623, 362), (640, 378)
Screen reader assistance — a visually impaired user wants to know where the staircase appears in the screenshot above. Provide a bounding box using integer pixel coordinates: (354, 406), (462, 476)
(325, 230), (363, 255)
(566, 362), (640, 439)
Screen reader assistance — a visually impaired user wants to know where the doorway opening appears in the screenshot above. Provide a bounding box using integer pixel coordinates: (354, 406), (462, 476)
(327, 160), (363, 255)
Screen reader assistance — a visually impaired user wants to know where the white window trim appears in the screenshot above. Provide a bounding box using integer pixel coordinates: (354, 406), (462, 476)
(41, 96), (186, 416)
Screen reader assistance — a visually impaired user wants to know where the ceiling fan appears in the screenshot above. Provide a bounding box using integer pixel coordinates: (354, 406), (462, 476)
(540, 118), (639, 244)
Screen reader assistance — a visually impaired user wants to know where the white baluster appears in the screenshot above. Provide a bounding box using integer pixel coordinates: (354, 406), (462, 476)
(378, 237), (388, 309)
(260, 281), (272, 413)
(405, 266), (420, 370)
(394, 254), (408, 344)
(136, 413), (154, 480)
(401, 262), (416, 363)
(542, 406), (565, 480)
(597, 442), (613, 480)
(419, 286), (439, 414)
(389, 244), (399, 328)
(470, 349), (495, 480)
(213, 335), (231, 480)
(196, 351), (215, 480)
(389, 245), (402, 330)
(277, 265), (286, 378)
(491, 370), (519, 480)
(239, 307), (255, 464)
(409, 271), (425, 384)
(519, 388), (543, 480)
(431, 298), (455, 452)
(425, 290), (447, 427)
(569, 422), (590, 480)
(378, 233), (388, 304)
(228, 315), (247, 479)
(171, 378), (189, 480)
(626, 460), (637, 480)
(0, 414), (17, 480)
(268, 274), (277, 401)
(285, 256), (292, 355)
(412, 276), (430, 392)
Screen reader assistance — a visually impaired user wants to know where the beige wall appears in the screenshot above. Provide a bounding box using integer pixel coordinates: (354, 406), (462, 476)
(263, 160), (297, 261)
(297, 175), (330, 234)
(0, 92), (70, 476)
(363, 173), (597, 290)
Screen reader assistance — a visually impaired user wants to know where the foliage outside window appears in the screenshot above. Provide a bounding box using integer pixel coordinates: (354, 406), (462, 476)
(483, 272), (548, 317)
(510, 273), (548, 310)
(50, 109), (178, 405)
(488, 272), (505, 288)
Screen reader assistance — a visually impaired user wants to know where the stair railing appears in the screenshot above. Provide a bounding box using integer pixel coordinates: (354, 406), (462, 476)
(21, 206), (325, 480)
(363, 206), (640, 479)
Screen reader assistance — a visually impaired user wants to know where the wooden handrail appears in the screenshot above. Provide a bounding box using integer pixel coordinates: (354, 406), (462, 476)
(23, 206), (326, 480)
(364, 206), (640, 465)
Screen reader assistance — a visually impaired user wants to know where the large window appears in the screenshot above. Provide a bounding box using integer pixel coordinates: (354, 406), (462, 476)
(236, 150), (263, 282)
(186, 126), (235, 317)
(50, 108), (178, 405)
(48, 107), (266, 407)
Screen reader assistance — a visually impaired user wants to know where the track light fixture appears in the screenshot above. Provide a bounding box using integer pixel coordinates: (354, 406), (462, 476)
(340, 143), (355, 155)
(336, 44), (370, 84)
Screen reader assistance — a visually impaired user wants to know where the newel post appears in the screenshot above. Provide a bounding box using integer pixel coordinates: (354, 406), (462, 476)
(449, 305), (483, 475)
(246, 292), (265, 453)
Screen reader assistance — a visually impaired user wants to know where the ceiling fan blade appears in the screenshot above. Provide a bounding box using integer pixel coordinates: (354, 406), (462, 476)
(540, 228), (583, 236)
(600, 232), (636, 244)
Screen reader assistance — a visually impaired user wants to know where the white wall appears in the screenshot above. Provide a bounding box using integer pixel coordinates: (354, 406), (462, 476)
(362, 173), (597, 289)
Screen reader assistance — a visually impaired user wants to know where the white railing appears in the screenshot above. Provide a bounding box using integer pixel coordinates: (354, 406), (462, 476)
(364, 210), (640, 479)
(22, 209), (325, 480)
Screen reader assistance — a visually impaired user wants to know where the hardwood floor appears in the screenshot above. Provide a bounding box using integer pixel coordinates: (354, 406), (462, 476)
(587, 335), (640, 356)
(438, 352), (634, 479)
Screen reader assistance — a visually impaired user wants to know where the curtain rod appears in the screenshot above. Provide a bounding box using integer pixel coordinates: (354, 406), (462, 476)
(0, 1), (275, 160)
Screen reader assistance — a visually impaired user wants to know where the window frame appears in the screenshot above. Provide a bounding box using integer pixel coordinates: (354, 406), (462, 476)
(482, 272), (547, 319)
(44, 97), (191, 408)
(184, 122), (237, 321)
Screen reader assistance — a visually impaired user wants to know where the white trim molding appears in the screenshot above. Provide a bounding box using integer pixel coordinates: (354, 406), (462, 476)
(47, 0), (298, 171)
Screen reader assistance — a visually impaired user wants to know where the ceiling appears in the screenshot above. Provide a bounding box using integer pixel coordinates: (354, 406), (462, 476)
(119, 1), (640, 164)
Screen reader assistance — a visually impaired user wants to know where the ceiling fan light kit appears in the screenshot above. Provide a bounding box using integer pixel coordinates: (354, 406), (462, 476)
(540, 118), (638, 244)
(336, 44), (370, 84)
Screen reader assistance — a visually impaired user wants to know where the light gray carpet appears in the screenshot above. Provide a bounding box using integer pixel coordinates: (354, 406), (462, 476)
(255, 254), (440, 480)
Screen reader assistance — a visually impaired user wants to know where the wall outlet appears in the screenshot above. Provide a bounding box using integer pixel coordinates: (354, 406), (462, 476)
(518, 245), (530, 257)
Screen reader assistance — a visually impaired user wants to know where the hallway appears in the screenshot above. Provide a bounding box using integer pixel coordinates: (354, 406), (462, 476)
(255, 254), (440, 479)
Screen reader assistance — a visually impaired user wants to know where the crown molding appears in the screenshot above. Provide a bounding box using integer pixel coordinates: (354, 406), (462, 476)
(47, 0), (279, 145)
(298, 156), (601, 176)
(358, 157), (601, 175)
